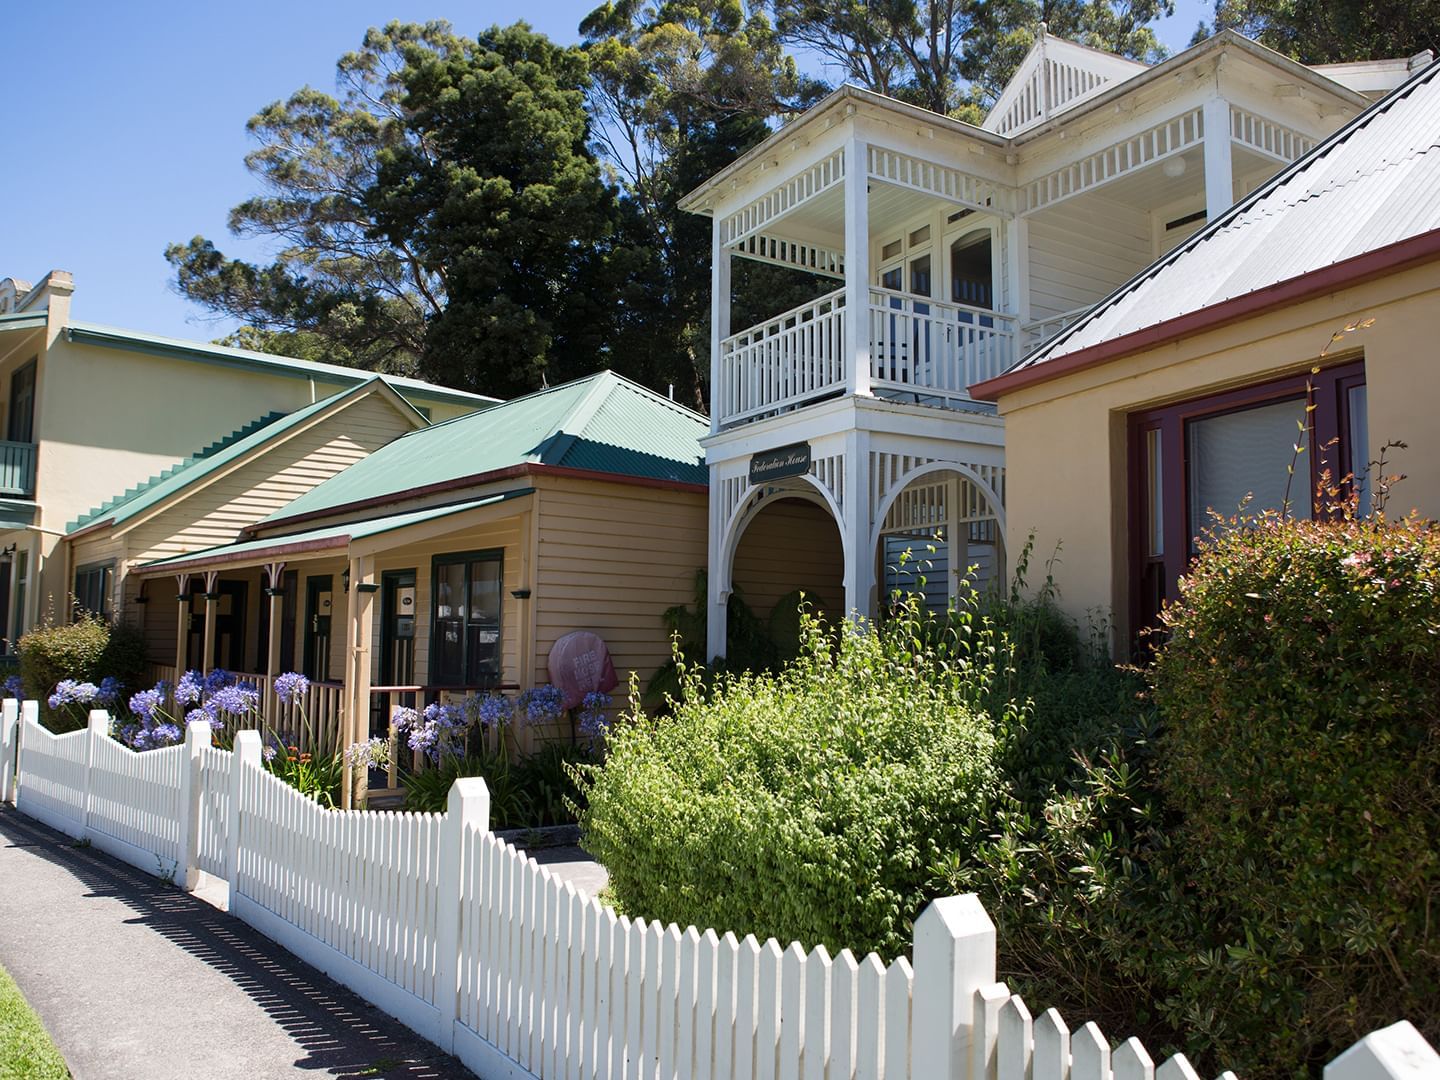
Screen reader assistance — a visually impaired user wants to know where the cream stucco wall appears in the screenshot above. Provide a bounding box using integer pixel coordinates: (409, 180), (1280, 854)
(996, 259), (1440, 650)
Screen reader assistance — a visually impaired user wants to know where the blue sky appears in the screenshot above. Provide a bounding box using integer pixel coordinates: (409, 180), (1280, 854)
(0, 0), (1208, 342)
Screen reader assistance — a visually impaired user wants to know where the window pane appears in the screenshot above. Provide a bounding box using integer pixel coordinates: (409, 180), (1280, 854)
(1348, 384), (1370, 515)
(879, 266), (902, 291)
(908, 225), (930, 246)
(435, 563), (465, 621)
(1187, 396), (1310, 549)
(468, 559), (501, 624)
(909, 254), (932, 298)
(881, 239), (903, 261)
(1145, 427), (1164, 557)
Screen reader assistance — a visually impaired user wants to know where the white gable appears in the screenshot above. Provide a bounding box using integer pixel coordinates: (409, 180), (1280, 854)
(984, 31), (1148, 136)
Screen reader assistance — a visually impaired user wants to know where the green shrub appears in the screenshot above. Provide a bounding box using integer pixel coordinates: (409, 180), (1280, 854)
(1149, 513), (1440, 1074)
(17, 613), (148, 730)
(403, 742), (594, 829)
(579, 597), (1003, 959)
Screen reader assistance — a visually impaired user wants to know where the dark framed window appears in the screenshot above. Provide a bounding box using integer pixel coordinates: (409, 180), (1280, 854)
(430, 549), (502, 686)
(1127, 360), (1366, 646)
(73, 562), (113, 620)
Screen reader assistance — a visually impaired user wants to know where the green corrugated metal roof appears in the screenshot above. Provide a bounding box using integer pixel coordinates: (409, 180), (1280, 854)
(0, 499), (38, 531)
(138, 488), (535, 573)
(67, 377), (425, 533)
(261, 371), (707, 525)
(65, 322), (503, 409)
(0, 310), (47, 333)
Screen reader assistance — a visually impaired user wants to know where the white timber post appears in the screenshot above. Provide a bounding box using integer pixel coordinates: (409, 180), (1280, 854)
(83, 709), (110, 838)
(844, 134), (872, 397)
(843, 431), (875, 621)
(912, 893), (998, 1079)
(0, 697), (16, 805)
(710, 218), (732, 430)
(707, 472), (729, 662)
(201, 570), (219, 675)
(1202, 96), (1235, 224)
(1325, 1021), (1440, 1080)
(227, 729), (262, 890)
(435, 776), (490, 1052)
(1004, 215), (1031, 333)
(180, 718), (211, 891)
(265, 562), (285, 682)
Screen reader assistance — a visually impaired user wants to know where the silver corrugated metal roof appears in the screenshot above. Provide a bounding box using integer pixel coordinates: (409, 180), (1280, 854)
(1014, 58), (1440, 371)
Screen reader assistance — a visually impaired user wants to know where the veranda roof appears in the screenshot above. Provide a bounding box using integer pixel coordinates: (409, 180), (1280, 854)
(256, 370), (707, 529)
(134, 488), (534, 576)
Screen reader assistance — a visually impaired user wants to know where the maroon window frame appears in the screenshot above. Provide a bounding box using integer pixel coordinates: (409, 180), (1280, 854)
(1126, 359), (1365, 649)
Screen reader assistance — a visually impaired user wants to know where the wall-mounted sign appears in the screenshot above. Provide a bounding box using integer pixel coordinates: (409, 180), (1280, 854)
(749, 442), (812, 485)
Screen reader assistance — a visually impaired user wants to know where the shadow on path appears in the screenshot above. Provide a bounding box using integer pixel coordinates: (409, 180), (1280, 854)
(0, 807), (473, 1079)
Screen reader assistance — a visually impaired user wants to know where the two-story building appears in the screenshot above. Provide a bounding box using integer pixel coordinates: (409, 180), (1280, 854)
(680, 28), (1427, 658)
(0, 270), (496, 650)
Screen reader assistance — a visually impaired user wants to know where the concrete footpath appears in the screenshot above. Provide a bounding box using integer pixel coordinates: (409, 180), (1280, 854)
(0, 806), (472, 1079)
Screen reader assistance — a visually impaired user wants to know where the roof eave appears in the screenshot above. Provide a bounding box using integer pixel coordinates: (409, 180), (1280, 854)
(971, 228), (1440, 402)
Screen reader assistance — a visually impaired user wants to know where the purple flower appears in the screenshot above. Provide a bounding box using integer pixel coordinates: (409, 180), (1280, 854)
(475, 693), (513, 729)
(4, 675), (24, 699)
(408, 701), (468, 760)
(175, 670), (204, 707)
(209, 684), (259, 716)
(578, 691), (612, 740)
(262, 743), (278, 763)
(518, 685), (565, 726)
(390, 705), (418, 732)
(272, 671), (310, 706)
(203, 668), (235, 694)
(128, 686), (164, 723)
(95, 676), (123, 705)
(48, 679), (99, 710)
(150, 723), (183, 746)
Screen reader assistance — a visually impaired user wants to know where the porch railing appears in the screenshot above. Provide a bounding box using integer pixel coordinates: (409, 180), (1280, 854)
(868, 287), (1017, 404)
(139, 663), (344, 755)
(717, 287), (848, 425)
(0, 441), (36, 498)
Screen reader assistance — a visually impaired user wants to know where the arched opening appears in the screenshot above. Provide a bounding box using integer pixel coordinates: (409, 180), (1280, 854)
(731, 496), (845, 648)
(877, 469), (1005, 613)
(950, 228), (994, 310)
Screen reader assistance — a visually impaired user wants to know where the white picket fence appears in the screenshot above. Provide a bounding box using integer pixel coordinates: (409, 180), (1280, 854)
(0, 698), (1432, 1080)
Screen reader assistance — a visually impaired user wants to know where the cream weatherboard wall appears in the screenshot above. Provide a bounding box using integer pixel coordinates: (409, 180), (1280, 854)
(995, 258), (1440, 649)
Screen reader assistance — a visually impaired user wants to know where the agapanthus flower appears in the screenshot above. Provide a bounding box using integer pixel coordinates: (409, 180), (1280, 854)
(48, 679), (99, 710)
(345, 736), (390, 771)
(175, 670), (204, 707)
(95, 676), (123, 705)
(518, 685), (565, 726)
(209, 684), (259, 716)
(578, 691), (612, 740)
(150, 723), (183, 747)
(272, 671), (310, 706)
(390, 705), (418, 732)
(262, 743), (278, 763)
(203, 668), (235, 693)
(4, 675), (24, 699)
(128, 686), (164, 723)
(475, 693), (513, 729)
(408, 701), (468, 760)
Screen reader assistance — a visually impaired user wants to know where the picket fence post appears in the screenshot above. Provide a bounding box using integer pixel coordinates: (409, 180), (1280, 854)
(180, 719), (212, 891)
(227, 729), (262, 888)
(83, 710), (110, 836)
(17, 701), (37, 802)
(1325, 1021), (1440, 1080)
(913, 893), (997, 1079)
(0, 697), (16, 805)
(435, 776), (490, 1052)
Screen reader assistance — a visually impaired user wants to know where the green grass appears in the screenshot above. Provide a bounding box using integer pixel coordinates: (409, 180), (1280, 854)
(0, 962), (69, 1080)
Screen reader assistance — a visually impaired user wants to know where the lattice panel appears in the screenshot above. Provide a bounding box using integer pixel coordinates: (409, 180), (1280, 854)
(720, 150), (846, 247)
(1230, 106), (1316, 163)
(1023, 108), (1204, 213)
(868, 146), (1010, 216)
(730, 234), (845, 279)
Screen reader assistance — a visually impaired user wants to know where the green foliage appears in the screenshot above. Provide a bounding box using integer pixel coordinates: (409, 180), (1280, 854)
(1148, 513), (1440, 1073)
(402, 742), (594, 829)
(16, 613), (143, 729)
(580, 597), (1003, 958)
(1199, 0), (1439, 64)
(267, 747), (345, 809)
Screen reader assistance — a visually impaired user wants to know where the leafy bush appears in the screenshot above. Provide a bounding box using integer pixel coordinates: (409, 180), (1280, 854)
(579, 597), (1003, 959)
(16, 613), (147, 729)
(1149, 513), (1440, 1073)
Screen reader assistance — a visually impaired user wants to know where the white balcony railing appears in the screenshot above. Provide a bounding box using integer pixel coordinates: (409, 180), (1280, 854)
(1021, 306), (1088, 355)
(718, 287), (848, 425)
(868, 288), (1016, 405)
(717, 288), (1020, 426)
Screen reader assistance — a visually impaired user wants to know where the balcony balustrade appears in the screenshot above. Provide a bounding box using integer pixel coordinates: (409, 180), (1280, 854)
(0, 441), (35, 498)
(716, 287), (1018, 426)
